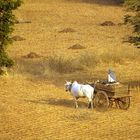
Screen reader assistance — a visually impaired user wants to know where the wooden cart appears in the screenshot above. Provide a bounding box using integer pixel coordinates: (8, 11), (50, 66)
(91, 81), (131, 111)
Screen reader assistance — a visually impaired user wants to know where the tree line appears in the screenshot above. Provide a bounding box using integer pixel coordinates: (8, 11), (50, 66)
(0, 0), (22, 73)
(124, 0), (140, 45)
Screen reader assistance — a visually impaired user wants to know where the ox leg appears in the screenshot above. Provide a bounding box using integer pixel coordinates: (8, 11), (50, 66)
(88, 102), (91, 108)
(91, 100), (93, 109)
(88, 99), (93, 109)
(74, 97), (79, 109)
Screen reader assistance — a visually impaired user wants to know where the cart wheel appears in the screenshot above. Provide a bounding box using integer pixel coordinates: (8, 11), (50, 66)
(94, 91), (109, 111)
(117, 97), (130, 110)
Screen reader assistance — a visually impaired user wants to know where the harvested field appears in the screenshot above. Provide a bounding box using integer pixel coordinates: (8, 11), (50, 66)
(0, 76), (140, 139)
(0, 0), (140, 139)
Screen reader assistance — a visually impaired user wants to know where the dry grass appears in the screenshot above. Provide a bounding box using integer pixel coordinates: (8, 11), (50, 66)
(47, 55), (82, 73)
(100, 46), (140, 64)
(78, 52), (99, 67)
(1, 0), (140, 139)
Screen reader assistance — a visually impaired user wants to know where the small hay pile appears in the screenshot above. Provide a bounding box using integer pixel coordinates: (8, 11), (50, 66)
(58, 28), (76, 33)
(100, 21), (115, 26)
(68, 44), (86, 50)
(12, 35), (25, 41)
(23, 52), (41, 59)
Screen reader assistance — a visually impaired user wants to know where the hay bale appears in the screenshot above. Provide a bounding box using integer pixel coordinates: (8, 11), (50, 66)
(100, 21), (115, 26)
(23, 52), (41, 59)
(58, 28), (76, 33)
(12, 35), (25, 41)
(68, 44), (86, 50)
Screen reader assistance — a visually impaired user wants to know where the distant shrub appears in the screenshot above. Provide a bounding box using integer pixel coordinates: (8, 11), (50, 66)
(124, 0), (140, 45)
(0, 52), (14, 67)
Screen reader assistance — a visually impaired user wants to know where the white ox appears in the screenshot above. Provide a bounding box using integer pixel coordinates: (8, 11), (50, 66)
(64, 81), (95, 109)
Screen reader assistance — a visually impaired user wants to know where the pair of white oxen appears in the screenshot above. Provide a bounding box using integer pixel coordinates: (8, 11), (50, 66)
(64, 81), (98, 109)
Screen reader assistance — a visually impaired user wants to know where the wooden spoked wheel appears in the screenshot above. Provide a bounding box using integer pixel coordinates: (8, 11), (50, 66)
(109, 99), (113, 108)
(117, 97), (130, 110)
(94, 91), (109, 111)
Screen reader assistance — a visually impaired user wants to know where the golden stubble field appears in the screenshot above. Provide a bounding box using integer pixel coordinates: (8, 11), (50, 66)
(0, 0), (140, 139)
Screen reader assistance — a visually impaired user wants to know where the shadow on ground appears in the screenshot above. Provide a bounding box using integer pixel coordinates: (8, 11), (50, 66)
(24, 98), (87, 108)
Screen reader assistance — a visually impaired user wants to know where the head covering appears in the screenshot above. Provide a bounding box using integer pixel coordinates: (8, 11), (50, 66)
(108, 69), (116, 83)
